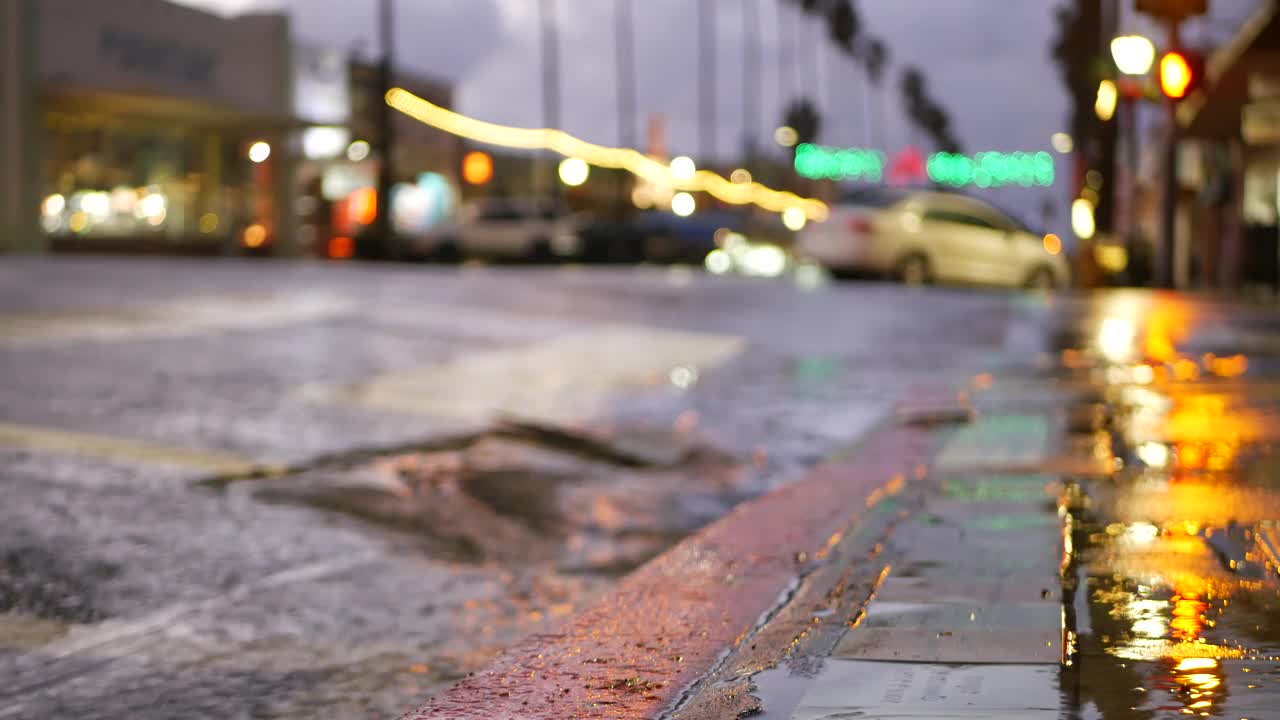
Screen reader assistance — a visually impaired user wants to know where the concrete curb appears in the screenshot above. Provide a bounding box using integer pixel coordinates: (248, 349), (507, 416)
(396, 418), (946, 720)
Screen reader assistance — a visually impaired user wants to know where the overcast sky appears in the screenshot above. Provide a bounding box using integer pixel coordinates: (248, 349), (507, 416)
(174, 0), (1262, 225)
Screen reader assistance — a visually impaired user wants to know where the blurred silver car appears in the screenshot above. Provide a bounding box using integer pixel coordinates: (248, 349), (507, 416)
(797, 188), (1070, 289)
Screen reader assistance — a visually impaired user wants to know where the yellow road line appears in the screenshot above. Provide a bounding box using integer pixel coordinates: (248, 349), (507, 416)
(0, 292), (352, 349)
(0, 422), (258, 475)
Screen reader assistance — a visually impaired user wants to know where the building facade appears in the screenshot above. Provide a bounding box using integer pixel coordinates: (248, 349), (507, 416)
(0, 0), (42, 252)
(2, 0), (300, 254)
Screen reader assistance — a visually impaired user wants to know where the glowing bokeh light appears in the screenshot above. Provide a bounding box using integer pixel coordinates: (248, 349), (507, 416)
(42, 194), (65, 218)
(782, 207), (807, 232)
(1072, 197), (1096, 239)
(670, 156), (697, 181)
(1096, 79), (1118, 121)
(198, 213), (219, 234)
(671, 192), (696, 217)
(346, 140), (371, 162)
(248, 141), (272, 164)
(1160, 51), (1194, 98)
(558, 157), (590, 187)
(1112, 35), (1156, 76)
(462, 151), (494, 185)
(705, 249), (732, 275)
(243, 223), (267, 248)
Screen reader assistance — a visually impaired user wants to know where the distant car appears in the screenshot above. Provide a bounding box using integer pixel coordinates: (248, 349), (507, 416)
(796, 188), (1070, 289)
(404, 198), (583, 261)
(634, 209), (752, 263)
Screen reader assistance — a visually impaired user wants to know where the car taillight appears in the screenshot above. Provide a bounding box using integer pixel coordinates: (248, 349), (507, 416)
(848, 216), (874, 235)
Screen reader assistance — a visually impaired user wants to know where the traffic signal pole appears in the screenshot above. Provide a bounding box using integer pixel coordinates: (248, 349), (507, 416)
(1158, 19), (1181, 288)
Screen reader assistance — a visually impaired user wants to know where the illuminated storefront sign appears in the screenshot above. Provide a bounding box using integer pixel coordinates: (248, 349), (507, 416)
(794, 143), (885, 182)
(928, 151), (1055, 188)
(98, 25), (217, 86)
(796, 143), (1056, 189)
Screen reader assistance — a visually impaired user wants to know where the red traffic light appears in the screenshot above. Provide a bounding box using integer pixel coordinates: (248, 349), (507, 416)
(1159, 51), (1194, 99)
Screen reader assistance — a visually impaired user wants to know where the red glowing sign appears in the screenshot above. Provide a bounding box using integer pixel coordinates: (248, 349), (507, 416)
(887, 146), (926, 186)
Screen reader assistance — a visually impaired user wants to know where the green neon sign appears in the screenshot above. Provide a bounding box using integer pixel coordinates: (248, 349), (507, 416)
(794, 143), (886, 182)
(927, 151), (1055, 188)
(794, 144), (1055, 189)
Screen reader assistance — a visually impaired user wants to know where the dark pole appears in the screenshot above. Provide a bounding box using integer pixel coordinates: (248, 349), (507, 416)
(777, 1), (790, 115)
(698, 0), (716, 163)
(616, 0), (636, 217)
(743, 0), (760, 163)
(375, 0), (396, 257)
(1123, 94), (1140, 283)
(793, 7), (806, 96)
(541, 0), (562, 203)
(1158, 19), (1181, 288)
(873, 71), (886, 149)
(1094, 0), (1119, 241)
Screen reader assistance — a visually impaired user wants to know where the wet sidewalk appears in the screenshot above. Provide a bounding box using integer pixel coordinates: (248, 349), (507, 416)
(680, 407), (1068, 720)
(399, 291), (1280, 720)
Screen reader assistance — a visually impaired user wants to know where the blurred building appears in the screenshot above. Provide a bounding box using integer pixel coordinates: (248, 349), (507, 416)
(0, 0), (461, 258)
(314, 61), (460, 256)
(0, 0), (310, 254)
(0, 2), (39, 250)
(1174, 0), (1280, 289)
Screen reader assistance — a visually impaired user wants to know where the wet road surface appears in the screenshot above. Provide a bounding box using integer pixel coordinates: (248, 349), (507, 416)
(6, 259), (1278, 720)
(0, 258), (1012, 719)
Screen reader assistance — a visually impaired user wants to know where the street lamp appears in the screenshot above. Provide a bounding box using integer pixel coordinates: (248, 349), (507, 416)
(1110, 33), (1155, 285)
(1111, 34), (1156, 76)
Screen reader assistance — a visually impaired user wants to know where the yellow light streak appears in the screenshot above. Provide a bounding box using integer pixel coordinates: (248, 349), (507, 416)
(385, 88), (829, 222)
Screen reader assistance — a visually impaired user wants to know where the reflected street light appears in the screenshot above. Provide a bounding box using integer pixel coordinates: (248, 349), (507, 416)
(1111, 34), (1156, 76)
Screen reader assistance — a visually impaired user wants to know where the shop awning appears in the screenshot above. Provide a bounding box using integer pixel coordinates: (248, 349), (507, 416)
(1180, 0), (1280, 139)
(41, 85), (312, 132)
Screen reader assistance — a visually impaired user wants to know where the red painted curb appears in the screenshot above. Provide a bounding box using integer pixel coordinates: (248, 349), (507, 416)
(396, 419), (943, 720)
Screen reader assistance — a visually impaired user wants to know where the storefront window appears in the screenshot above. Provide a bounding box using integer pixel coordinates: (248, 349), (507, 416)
(40, 113), (256, 245)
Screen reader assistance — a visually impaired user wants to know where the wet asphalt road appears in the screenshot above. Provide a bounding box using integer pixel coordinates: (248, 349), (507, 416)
(9, 260), (1278, 720)
(0, 258), (1017, 719)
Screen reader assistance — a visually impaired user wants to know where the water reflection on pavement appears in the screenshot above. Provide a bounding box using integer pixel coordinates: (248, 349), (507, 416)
(1051, 292), (1280, 719)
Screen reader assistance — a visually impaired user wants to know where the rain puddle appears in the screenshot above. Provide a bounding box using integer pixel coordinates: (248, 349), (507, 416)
(1049, 298), (1280, 719)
